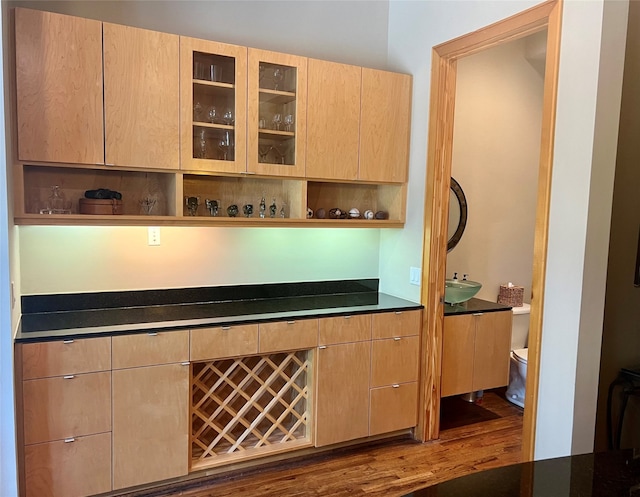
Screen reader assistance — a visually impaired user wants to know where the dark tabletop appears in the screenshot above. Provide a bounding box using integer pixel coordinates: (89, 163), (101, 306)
(401, 450), (640, 497)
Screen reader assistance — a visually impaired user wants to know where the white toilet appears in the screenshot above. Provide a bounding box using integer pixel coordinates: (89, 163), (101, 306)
(505, 303), (531, 408)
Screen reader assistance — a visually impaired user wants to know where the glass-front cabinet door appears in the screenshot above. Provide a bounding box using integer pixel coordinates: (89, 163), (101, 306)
(180, 37), (247, 173)
(247, 49), (307, 177)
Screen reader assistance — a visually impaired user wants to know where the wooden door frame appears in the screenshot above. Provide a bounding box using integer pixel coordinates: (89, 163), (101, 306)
(415, 0), (563, 461)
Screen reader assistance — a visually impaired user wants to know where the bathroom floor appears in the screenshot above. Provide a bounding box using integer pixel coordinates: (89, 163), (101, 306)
(439, 388), (523, 431)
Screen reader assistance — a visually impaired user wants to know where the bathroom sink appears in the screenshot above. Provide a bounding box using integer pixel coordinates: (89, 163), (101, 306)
(444, 279), (482, 304)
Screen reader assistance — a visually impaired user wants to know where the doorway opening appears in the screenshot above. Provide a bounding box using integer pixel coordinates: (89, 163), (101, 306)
(416, 0), (563, 461)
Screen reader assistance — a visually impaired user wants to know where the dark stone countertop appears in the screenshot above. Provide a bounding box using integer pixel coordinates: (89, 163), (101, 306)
(444, 297), (511, 316)
(401, 450), (640, 497)
(16, 279), (423, 343)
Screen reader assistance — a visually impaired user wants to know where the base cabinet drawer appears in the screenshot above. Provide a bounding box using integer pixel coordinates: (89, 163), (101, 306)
(318, 314), (371, 345)
(22, 372), (111, 445)
(369, 382), (418, 436)
(370, 336), (419, 388)
(21, 337), (111, 380)
(24, 432), (112, 497)
(190, 324), (259, 361)
(372, 310), (421, 339)
(112, 330), (189, 369)
(259, 319), (318, 353)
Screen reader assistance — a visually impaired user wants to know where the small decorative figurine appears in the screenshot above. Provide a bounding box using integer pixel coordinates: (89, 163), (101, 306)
(363, 209), (374, 220)
(374, 210), (389, 220)
(315, 208), (326, 219)
(185, 196), (200, 216)
(269, 198), (277, 218)
(306, 207), (314, 219)
(348, 208), (360, 219)
(227, 204), (239, 217)
(279, 203), (287, 218)
(328, 208), (342, 219)
(259, 195), (266, 218)
(205, 199), (219, 217)
(243, 204), (254, 217)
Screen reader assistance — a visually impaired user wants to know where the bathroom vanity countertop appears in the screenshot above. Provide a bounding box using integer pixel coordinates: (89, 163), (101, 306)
(16, 279), (423, 343)
(444, 297), (511, 316)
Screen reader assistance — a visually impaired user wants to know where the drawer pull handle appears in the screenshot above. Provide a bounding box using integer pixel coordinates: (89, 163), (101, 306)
(287, 321), (295, 325)
(148, 332), (158, 336)
(318, 346), (327, 350)
(344, 316), (352, 319)
(472, 313), (483, 317)
(221, 326), (231, 331)
(181, 362), (190, 366)
(392, 384), (400, 388)
(62, 339), (74, 344)
(394, 337), (401, 341)
(395, 311), (403, 315)
(64, 438), (75, 443)
(63, 375), (75, 380)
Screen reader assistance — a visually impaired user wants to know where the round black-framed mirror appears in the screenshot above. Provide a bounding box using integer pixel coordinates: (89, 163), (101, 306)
(447, 177), (468, 252)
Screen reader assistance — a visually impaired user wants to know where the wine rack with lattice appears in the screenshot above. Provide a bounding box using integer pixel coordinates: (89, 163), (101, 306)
(191, 350), (312, 469)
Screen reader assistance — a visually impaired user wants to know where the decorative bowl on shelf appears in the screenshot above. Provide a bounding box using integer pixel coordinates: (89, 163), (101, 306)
(444, 279), (482, 305)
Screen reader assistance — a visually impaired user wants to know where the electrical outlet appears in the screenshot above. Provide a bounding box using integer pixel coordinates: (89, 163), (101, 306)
(148, 227), (161, 246)
(410, 267), (421, 286)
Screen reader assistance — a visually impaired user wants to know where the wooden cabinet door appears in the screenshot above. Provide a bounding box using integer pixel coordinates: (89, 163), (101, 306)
(104, 23), (179, 169)
(315, 341), (370, 447)
(15, 8), (104, 164)
(369, 382), (418, 436)
(112, 363), (189, 490)
(359, 68), (412, 183)
(24, 433), (111, 497)
(180, 36), (247, 173)
(371, 309), (421, 339)
(248, 48), (307, 177)
(473, 311), (513, 391)
(441, 314), (475, 397)
(318, 314), (371, 346)
(306, 59), (361, 180)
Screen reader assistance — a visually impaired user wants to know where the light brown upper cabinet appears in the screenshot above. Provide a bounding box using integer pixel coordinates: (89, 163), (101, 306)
(103, 24), (179, 169)
(180, 37), (247, 173)
(248, 49), (307, 177)
(306, 59), (361, 181)
(15, 8), (104, 165)
(359, 68), (412, 183)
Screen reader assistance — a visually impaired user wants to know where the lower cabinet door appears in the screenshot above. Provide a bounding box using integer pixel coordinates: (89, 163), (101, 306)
(369, 382), (418, 436)
(112, 363), (189, 490)
(315, 341), (370, 447)
(24, 432), (112, 497)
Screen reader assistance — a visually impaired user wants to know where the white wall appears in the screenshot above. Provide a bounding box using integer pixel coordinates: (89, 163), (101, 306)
(20, 227), (380, 294)
(446, 37), (543, 303)
(387, 0), (627, 459)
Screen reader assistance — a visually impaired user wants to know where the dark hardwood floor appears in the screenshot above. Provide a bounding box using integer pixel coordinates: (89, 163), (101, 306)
(124, 390), (523, 497)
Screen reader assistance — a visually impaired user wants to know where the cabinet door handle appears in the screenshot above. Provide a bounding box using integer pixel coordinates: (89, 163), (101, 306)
(286, 321), (296, 325)
(393, 337), (402, 341)
(63, 375), (75, 380)
(62, 339), (74, 344)
(392, 384), (400, 388)
(147, 332), (158, 336)
(221, 326), (231, 331)
(181, 362), (190, 366)
(318, 345), (327, 350)
(64, 438), (75, 443)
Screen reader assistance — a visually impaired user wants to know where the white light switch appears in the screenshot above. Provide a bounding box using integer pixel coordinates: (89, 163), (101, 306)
(148, 227), (161, 246)
(410, 267), (421, 286)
